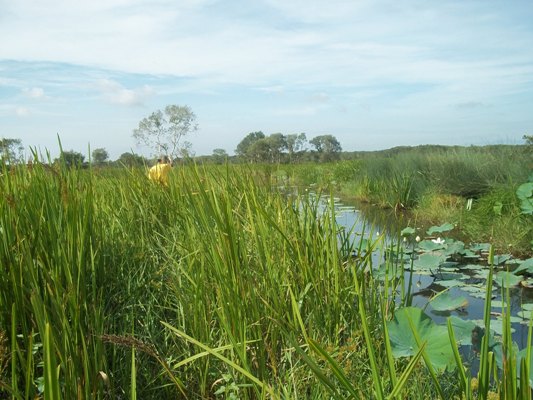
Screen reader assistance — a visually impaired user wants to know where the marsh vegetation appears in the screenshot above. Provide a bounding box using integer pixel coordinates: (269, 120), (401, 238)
(0, 149), (532, 398)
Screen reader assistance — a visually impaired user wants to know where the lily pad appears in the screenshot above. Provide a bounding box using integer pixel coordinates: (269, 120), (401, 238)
(418, 240), (446, 252)
(517, 310), (533, 320)
(426, 223), (454, 235)
(444, 242), (466, 256)
(413, 253), (446, 270)
(437, 280), (464, 288)
(515, 258), (533, 275)
(430, 292), (468, 312)
(387, 307), (456, 371)
(521, 303), (533, 311)
(448, 316), (476, 346)
(494, 271), (523, 288)
(470, 243), (491, 253)
(401, 227), (416, 236)
(491, 300), (509, 309)
(492, 254), (512, 266)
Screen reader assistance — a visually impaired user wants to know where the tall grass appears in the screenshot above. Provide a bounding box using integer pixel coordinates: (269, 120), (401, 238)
(0, 158), (530, 398)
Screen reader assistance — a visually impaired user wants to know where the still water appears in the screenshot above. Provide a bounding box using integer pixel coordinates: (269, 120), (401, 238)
(329, 195), (533, 367)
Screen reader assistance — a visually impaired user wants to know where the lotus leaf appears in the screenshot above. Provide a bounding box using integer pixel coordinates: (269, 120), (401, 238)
(387, 307), (456, 371)
(448, 316), (476, 345)
(521, 303), (533, 311)
(437, 280), (464, 288)
(494, 271), (523, 287)
(491, 300), (508, 309)
(492, 254), (512, 266)
(401, 227), (416, 236)
(516, 182), (533, 215)
(436, 272), (468, 281)
(413, 253), (446, 270)
(426, 223), (454, 235)
(515, 258), (533, 275)
(517, 310), (533, 320)
(444, 242), (465, 256)
(430, 292), (468, 311)
(417, 240), (446, 252)
(470, 243), (491, 252)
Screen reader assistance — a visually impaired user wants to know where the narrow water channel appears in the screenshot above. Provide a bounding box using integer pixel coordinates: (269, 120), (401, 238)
(328, 195), (533, 373)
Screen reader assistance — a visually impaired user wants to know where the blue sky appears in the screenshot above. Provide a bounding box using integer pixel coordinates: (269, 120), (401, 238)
(1, 0), (532, 159)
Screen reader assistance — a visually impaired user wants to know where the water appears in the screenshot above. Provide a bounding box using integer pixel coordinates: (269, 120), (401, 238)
(329, 195), (533, 370)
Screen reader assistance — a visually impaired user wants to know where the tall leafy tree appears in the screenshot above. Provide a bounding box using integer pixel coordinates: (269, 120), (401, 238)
(0, 137), (24, 163)
(309, 134), (342, 162)
(133, 105), (198, 160)
(91, 148), (109, 165)
(212, 148), (228, 164)
(286, 133), (307, 163)
(117, 152), (146, 167)
(56, 150), (85, 168)
(235, 131), (265, 161)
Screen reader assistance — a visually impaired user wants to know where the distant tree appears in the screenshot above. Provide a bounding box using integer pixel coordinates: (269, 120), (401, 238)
(117, 152), (146, 167)
(524, 134), (533, 146)
(91, 147), (109, 165)
(56, 150), (85, 168)
(235, 131), (265, 160)
(266, 133), (287, 163)
(178, 141), (195, 159)
(0, 137), (24, 164)
(309, 135), (342, 162)
(248, 138), (272, 162)
(133, 105), (198, 160)
(212, 148), (228, 164)
(286, 133), (307, 162)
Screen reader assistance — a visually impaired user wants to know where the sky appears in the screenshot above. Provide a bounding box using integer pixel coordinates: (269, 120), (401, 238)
(1, 0), (532, 160)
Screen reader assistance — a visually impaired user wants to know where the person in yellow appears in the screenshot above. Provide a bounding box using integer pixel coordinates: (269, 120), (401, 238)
(148, 156), (172, 186)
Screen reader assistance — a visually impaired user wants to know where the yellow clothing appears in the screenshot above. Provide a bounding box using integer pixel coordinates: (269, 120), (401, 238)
(148, 162), (172, 185)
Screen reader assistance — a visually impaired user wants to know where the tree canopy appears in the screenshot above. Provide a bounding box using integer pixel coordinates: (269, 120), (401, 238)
(133, 105), (198, 160)
(0, 138), (24, 163)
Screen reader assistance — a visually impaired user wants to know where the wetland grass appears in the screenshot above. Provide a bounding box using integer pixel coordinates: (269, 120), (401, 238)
(0, 160), (531, 398)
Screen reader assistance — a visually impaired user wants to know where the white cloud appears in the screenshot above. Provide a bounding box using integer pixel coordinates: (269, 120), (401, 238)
(15, 107), (30, 116)
(23, 87), (46, 99)
(97, 79), (154, 106)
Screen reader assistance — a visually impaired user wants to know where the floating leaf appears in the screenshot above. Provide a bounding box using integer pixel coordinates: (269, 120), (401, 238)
(437, 280), (464, 288)
(387, 307), (456, 371)
(417, 240), (446, 252)
(436, 272), (468, 281)
(426, 223), (454, 235)
(430, 292), (468, 311)
(401, 227), (416, 236)
(470, 243), (491, 253)
(413, 253), (446, 270)
(491, 300), (508, 309)
(514, 258), (533, 275)
(448, 316), (476, 346)
(517, 310), (533, 320)
(492, 254), (512, 266)
(494, 271), (523, 287)
(521, 303), (533, 311)
(444, 242), (465, 256)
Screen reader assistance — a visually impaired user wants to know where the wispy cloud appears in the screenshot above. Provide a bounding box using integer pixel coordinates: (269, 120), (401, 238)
(97, 79), (154, 106)
(15, 107), (30, 117)
(22, 87), (46, 99)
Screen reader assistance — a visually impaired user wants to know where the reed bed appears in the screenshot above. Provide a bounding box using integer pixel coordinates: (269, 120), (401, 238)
(0, 160), (528, 398)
